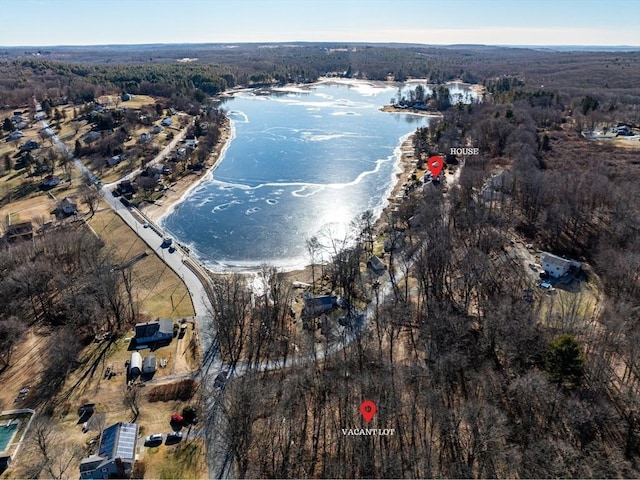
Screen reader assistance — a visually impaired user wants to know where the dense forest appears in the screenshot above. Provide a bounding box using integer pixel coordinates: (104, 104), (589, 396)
(1, 43), (639, 120)
(202, 99), (640, 476)
(0, 44), (639, 478)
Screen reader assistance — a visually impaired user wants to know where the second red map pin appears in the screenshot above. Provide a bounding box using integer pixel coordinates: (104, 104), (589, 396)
(360, 400), (376, 423)
(427, 155), (444, 178)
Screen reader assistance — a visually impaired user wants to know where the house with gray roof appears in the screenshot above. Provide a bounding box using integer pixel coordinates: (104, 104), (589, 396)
(79, 422), (138, 479)
(134, 318), (174, 348)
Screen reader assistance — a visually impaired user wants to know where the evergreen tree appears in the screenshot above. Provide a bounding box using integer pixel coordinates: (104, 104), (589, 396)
(3, 117), (14, 132)
(544, 334), (584, 388)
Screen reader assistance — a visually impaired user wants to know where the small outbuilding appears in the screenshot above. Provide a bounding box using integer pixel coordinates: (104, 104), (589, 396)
(129, 352), (142, 377)
(142, 355), (157, 375)
(367, 255), (386, 273)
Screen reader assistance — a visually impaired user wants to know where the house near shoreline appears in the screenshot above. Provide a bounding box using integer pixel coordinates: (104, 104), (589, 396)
(184, 134), (198, 148)
(6, 131), (24, 141)
(79, 422), (138, 479)
(134, 318), (174, 348)
(40, 175), (61, 189)
(367, 255), (386, 273)
(107, 154), (124, 167)
(84, 131), (102, 143)
(302, 294), (339, 317)
(19, 140), (39, 151)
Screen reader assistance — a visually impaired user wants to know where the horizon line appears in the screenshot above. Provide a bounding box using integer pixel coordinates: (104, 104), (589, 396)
(1, 41), (638, 50)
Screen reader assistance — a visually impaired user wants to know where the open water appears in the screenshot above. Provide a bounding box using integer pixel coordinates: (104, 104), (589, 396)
(161, 80), (474, 271)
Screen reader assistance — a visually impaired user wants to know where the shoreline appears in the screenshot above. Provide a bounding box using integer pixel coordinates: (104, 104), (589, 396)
(137, 77), (463, 276)
(281, 132), (417, 285)
(379, 104), (444, 116)
(140, 117), (233, 224)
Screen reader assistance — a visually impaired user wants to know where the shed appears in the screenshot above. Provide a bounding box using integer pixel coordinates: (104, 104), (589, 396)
(367, 255), (386, 273)
(142, 355), (157, 374)
(5, 222), (33, 242)
(129, 352), (142, 377)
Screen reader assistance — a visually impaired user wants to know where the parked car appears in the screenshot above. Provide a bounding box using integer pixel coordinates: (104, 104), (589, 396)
(166, 431), (183, 444)
(538, 281), (554, 291)
(144, 433), (163, 446)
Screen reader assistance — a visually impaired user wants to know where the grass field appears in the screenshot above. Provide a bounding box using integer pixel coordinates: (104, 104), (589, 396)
(88, 205), (195, 319)
(97, 94), (156, 109)
(143, 439), (208, 479)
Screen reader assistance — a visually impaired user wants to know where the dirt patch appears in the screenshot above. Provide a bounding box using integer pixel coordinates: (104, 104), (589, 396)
(0, 329), (48, 411)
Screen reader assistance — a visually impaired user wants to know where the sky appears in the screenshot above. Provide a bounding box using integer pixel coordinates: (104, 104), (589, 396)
(0, 0), (638, 47)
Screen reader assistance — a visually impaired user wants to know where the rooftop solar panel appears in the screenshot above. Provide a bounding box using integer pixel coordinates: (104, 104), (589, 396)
(98, 423), (137, 460)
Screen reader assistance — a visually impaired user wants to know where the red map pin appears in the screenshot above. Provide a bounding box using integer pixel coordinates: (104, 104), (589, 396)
(427, 155), (444, 178)
(360, 400), (376, 423)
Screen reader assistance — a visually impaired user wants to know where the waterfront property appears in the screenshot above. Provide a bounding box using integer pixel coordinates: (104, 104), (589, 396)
(302, 294), (339, 317)
(161, 82), (454, 269)
(134, 318), (174, 348)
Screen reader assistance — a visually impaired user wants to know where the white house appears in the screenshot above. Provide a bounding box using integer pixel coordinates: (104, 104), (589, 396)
(540, 252), (582, 278)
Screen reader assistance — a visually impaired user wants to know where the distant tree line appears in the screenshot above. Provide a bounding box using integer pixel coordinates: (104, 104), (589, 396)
(2, 46), (636, 114)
